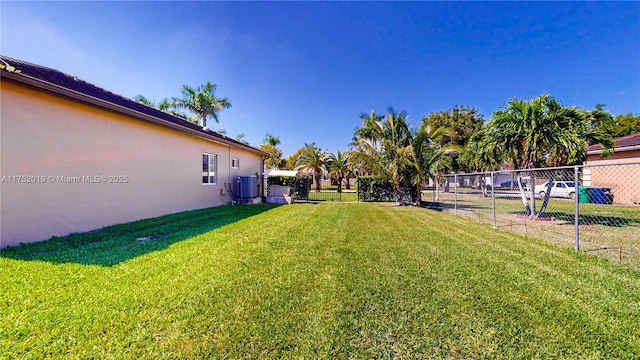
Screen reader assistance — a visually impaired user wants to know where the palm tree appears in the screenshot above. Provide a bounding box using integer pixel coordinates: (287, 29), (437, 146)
(352, 108), (414, 204)
(409, 124), (459, 203)
(173, 82), (231, 128)
(134, 95), (188, 120)
(295, 143), (331, 192)
(265, 133), (281, 147)
(486, 93), (613, 217)
(349, 137), (384, 177)
(351, 108), (461, 205)
(564, 105), (615, 164)
(354, 110), (385, 149)
(133, 95), (155, 107)
(328, 150), (353, 190)
(350, 109), (397, 178)
(462, 127), (503, 196)
(235, 133), (248, 144)
(463, 129), (502, 173)
(157, 98), (189, 120)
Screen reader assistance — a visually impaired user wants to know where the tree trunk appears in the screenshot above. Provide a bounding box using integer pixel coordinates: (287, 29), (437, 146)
(395, 185), (406, 206)
(315, 174), (321, 192)
(529, 178), (537, 217)
(480, 177), (488, 198)
(435, 177), (440, 201)
(516, 175), (532, 216)
(536, 174), (555, 218)
(345, 175), (351, 190)
(414, 181), (423, 206)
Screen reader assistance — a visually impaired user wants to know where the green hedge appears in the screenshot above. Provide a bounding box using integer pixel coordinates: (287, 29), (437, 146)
(357, 177), (413, 203)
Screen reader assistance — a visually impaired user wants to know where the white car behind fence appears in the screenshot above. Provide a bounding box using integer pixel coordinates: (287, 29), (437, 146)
(534, 181), (577, 199)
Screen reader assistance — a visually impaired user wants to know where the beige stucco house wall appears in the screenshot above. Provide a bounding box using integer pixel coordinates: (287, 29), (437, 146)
(584, 135), (640, 205)
(1, 62), (266, 247)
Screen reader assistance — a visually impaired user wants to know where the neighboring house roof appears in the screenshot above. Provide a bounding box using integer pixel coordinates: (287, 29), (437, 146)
(587, 134), (640, 155)
(0, 55), (267, 156)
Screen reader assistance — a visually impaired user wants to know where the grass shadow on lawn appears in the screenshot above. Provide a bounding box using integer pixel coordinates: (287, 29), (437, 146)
(440, 197), (640, 229)
(0, 204), (279, 267)
(496, 209), (640, 228)
(542, 211), (640, 228)
(440, 201), (491, 211)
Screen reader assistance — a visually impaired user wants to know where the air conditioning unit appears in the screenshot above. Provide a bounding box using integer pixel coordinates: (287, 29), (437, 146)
(236, 176), (258, 199)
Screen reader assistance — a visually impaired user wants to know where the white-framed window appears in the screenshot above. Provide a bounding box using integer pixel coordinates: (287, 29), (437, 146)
(231, 158), (240, 169)
(202, 153), (217, 185)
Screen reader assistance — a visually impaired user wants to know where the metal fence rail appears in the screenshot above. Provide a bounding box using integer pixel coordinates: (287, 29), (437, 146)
(267, 175), (356, 203)
(440, 162), (640, 270)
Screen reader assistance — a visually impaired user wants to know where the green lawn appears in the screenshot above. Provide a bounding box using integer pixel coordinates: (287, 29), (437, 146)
(2, 202), (639, 358)
(434, 190), (640, 269)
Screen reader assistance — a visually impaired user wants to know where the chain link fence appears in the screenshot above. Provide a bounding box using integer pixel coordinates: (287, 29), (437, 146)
(437, 162), (640, 270)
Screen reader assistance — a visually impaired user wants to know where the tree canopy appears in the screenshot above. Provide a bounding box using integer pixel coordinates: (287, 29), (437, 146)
(260, 133), (284, 169)
(468, 93), (615, 217)
(606, 113), (640, 138)
(351, 108), (455, 205)
(328, 150), (354, 190)
(285, 146), (307, 170)
(421, 105), (485, 172)
(295, 143), (332, 192)
(265, 133), (281, 147)
(476, 94), (614, 170)
(133, 95), (189, 120)
(173, 82), (231, 128)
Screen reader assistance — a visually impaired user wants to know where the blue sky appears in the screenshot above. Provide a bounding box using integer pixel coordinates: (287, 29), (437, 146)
(2, 1), (639, 156)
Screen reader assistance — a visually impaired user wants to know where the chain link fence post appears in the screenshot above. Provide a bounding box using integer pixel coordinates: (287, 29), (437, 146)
(574, 165), (580, 252)
(491, 171), (496, 228)
(454, 174), (458, 215)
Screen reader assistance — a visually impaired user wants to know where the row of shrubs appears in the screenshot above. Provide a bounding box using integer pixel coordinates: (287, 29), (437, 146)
(267, 176), (414, 203)
(356, 177), (414, 203)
